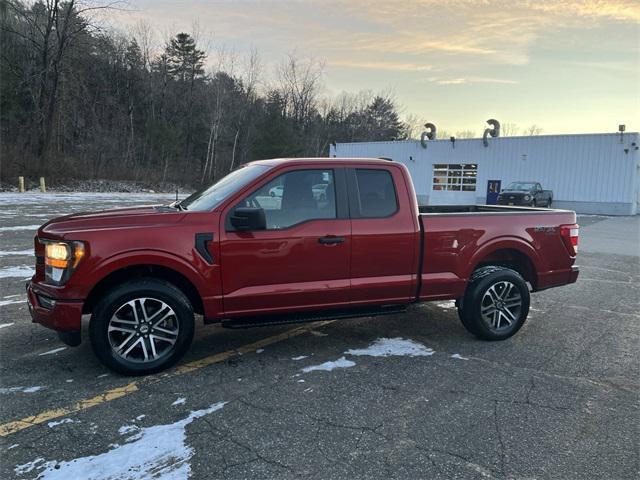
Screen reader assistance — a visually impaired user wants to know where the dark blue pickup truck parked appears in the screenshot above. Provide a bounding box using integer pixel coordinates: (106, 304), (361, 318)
(497, 182), (553, 208)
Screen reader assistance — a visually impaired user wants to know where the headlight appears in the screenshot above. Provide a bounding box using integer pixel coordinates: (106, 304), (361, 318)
(44, 241), (85, 285)
(524, 195), (531, 201)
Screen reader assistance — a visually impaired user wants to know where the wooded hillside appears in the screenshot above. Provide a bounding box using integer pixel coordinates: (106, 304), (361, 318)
(0, 0), (408, 187)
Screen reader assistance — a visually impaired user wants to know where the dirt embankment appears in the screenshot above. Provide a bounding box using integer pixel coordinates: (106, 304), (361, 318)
(0, 179), (193, 194)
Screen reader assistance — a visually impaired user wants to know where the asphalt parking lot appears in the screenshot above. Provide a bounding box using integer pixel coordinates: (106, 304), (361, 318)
(0, 193), (638, 480)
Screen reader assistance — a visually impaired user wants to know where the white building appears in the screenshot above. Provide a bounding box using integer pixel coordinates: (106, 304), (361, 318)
(330, 132), (640, 215)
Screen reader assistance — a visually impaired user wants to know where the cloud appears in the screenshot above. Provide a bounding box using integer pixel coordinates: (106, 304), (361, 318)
(329, 59), (433, 72)
(528, 0), (640, 23)
(431, 76), (519, 85)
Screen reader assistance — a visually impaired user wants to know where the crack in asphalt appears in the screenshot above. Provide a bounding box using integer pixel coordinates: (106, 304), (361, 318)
(493, 400), (506, 477)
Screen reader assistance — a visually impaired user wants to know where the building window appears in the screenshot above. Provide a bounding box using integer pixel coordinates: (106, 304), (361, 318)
(432, 164), (477, 191)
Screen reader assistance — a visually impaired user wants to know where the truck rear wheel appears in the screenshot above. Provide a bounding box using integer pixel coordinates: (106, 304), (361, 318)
(457, 266), (530, 341)
(89, 278), (195, 375)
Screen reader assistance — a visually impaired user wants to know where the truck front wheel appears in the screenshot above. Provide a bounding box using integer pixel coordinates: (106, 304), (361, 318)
(89, 278), (195, 375)
(457, 266), (530, 341)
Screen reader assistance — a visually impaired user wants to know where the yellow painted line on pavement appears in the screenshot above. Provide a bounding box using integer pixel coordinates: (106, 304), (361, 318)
(0, 383), (139, 437)
(0, 320), (334, 437)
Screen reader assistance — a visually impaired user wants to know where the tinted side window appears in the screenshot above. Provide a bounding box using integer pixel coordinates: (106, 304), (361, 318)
(239, 169), (336, 230)
(354, 169), (398, 218)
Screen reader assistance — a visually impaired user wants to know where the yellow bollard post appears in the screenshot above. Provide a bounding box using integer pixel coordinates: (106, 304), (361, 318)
(18, 176), (25, 193)
(39, 177), (46, 193)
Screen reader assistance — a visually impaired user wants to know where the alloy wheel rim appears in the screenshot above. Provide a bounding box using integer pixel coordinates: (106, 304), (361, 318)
(480, 281), (522, 331)
(108, 297), (179, 363)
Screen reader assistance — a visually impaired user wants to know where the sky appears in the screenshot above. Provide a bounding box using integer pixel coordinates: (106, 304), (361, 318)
(110, 0), (640, 135)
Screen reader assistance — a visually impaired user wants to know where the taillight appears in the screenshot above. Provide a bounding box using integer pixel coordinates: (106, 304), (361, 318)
(560, 224), (579, 255)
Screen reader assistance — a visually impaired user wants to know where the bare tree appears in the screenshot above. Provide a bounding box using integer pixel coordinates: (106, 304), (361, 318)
(276, 53), (324, 125)
(402, 114), (428, 139)
(455, 130), (476, 138)
(2, 0), (119, 173)
(525, 124), (543, 135)
(501, 122), (519, 136)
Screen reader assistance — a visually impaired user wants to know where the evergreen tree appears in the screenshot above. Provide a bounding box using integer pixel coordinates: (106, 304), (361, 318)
(165, 33), (205, 82)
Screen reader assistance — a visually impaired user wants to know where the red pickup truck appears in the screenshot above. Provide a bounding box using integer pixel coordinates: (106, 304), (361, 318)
(27, 158), (579, 375)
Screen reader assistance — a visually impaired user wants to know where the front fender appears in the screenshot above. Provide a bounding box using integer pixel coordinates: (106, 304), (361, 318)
(85, 249), (214, 298)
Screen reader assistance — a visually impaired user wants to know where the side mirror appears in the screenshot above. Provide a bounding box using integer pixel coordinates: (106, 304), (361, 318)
(230, 207), (266, 231)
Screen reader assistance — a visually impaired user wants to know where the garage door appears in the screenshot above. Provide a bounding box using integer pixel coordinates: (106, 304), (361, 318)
(430, 163), (477, 205)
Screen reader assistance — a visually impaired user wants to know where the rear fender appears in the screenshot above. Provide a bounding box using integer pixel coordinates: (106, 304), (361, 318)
(466, 237), (542, 283)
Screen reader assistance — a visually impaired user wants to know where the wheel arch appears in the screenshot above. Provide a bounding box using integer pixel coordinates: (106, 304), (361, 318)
(83, 264), (204, 316)
(467, 240), (540, 290)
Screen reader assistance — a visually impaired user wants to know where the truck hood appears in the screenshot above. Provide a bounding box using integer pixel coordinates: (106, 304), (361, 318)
(500, 190), (531, 195)
(39, 205), (186, 237)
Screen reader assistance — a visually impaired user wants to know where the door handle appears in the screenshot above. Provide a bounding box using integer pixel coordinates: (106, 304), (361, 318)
(318, 236), (345, 245)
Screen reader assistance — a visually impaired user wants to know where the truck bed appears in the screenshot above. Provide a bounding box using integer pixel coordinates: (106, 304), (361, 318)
(417, 205), (578, 301)
(418, 204), (570, 215)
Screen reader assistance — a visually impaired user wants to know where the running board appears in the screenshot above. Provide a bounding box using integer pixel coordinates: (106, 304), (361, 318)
(219, 305), (407, 329)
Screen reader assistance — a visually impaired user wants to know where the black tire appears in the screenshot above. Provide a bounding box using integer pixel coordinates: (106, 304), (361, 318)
(89, 278), (194, 375)
(547, 198), (552, 208)
(458, 266), (530, 341)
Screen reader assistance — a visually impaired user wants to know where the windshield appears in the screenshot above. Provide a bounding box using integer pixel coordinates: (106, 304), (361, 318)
(506, 182), (535, 191)
(180, 164), (271, 211)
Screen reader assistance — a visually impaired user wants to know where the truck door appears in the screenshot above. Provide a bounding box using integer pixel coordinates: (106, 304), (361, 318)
(486, 180), (501, 205)
(347, 167), (419, 305)
(219, 167), (351, 315)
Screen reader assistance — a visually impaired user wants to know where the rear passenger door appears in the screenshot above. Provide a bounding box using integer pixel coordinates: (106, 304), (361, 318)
(347, 166), (419, 305)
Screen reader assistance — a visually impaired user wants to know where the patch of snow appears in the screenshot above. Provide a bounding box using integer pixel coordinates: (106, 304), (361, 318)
(15, 458), (45, 475)
(65, 379), (74, 383)
(0, 322), (15, 328)
(97, 373), (109, 378)
(291, 355), (309, 361)
(434, 300), (456, 310)
(118, 425), (139, 436)
(303, 388), (313, 393)
(0, 386), (44, 394)
(135, 415), (146, 421)
(297, 379), (305, 383)
(8, 444), (19, 450)
(15, 401), (227, 480)
(38, 347), (67, 356)
(0, 225), (41, 232)
(171, 397), (186, 406)
(0, 298), (24, 306)
(255, 348), (264, 354)
(23, 386), (44, 393)
(309, 330), (328, 337)
(0, 249), (33, 257)
(450, 353), (469, 360)
(346, 338), (435, 358)
(47, 418), (77, 428)
(0, 266), (35, 279)
(302, 356), (356, 373)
